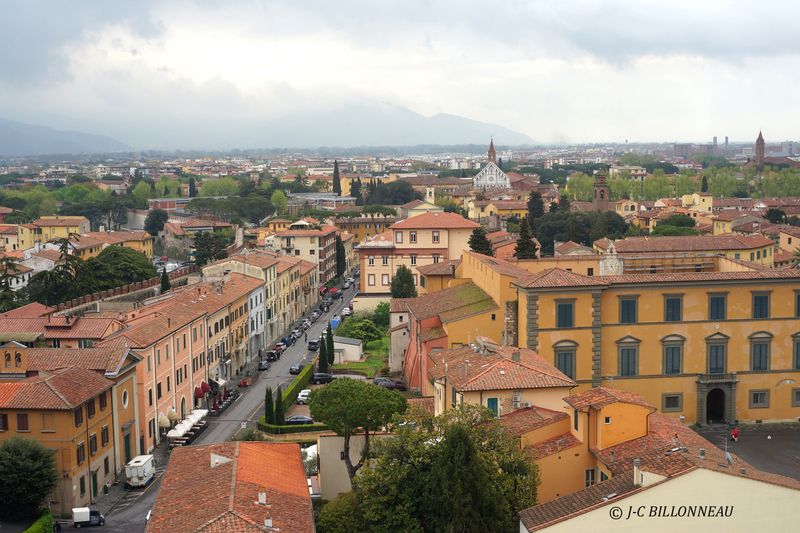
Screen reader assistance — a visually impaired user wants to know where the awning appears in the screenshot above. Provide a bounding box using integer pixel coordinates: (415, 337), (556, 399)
(216, 378), (227, 388)
(328, 287), (339, 293)
(166, 426), (186, 439)
(191, 409), (209, 419)
(223, 358), (232, 365)
(194, 386), (203, 399)
(201, 381), (211, 394)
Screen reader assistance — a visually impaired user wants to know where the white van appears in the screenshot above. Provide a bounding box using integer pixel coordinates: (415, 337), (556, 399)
(125, 454), (155, 487)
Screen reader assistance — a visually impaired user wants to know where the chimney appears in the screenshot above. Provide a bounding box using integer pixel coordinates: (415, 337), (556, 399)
(65, 315), (71, 324)
(699, 448), (705, 460)
(511, 350), (520, 362)
(264, 518), (273, 528)
(633, 459), (642, 487)
(167, 318), (171, 328)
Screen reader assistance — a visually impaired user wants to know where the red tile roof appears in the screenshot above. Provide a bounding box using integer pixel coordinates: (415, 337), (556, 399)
(514, 268), (607, 289)
(611, 234), (773, 254)
(390, 211), (479, 229)
(416, 259), (460, 276)
(0, 367), (113, 410)
(146, 442), (313, 533)
(405, 282), (497, 322)
(0, 302), (55, 318)
(564, 387), (654, 410)
(407, 396), (435, 415)
(498, 406), (568, 437)
(463, 250), (531, 278)
(25, 347), (137, 375)
(32, 249), (64, 263)
(526, 431), (583, 459)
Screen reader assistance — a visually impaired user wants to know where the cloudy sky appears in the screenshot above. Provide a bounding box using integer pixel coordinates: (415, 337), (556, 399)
(0, 0), (796, 148)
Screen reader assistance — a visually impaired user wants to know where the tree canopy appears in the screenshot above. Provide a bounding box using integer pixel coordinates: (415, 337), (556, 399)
(309, 378), (407, 482)
(193, 232), (230, 265)
(514, 216), (538, 259)
(144, 209), (169, 236)
(0, 437), (58, 519)
(390, 265), (417, 298)
(468, 227), (494, 256)
(535, 210), (627, 255)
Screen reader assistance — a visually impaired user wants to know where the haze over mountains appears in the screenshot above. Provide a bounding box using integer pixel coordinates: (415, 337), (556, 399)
(0, 104), (534, 157)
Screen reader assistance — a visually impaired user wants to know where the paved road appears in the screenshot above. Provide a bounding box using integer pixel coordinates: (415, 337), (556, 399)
(106, 283), (356, 531)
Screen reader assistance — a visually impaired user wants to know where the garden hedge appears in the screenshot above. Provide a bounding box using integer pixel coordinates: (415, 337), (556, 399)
(257, 417), (329, 434)
(282, 363), (314, 405)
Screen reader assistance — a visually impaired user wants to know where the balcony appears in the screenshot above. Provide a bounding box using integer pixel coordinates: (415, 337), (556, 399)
(696, 373), (737, 384)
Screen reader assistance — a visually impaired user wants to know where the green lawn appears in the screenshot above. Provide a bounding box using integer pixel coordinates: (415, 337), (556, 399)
(332, 336), (388, 377)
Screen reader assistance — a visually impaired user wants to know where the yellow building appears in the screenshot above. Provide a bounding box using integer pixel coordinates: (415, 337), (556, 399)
(84, 231), (155, 259)
(681, 192), (713, 213)
(595, 234), (775, 266)
(0, 350), (131, 514)
(357, 212), (479, 301)
(31, 216), (91, 241)
(514, 267), (800, 424)
(333, 215), (398, 243)
(67, 234), (106, 259)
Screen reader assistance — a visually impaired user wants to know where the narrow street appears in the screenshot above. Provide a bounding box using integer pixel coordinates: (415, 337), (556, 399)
(104, 284), (357, 531)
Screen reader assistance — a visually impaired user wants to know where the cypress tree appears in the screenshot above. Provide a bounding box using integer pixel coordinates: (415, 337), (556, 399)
(160, 267), (171, 292)
(333, 160), (342, 196)
(335, 235), (346, 277)
(468, 227), (494, 256)
(189, 176), (198, 197)
(701, 175), (709, 193)
(390, 265), (418, 298)
(351, 178), (362, 205)
(264, 386), (275, 424)
(527, 191), (545, 225)
(318, 341), (329, 373)
(326, 324), (335, 365)
(274, 385), (285, 425)
(514, 216), (538, 259)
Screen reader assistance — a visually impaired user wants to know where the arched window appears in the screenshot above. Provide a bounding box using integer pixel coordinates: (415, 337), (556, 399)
(4, 352), (10, 368)
(14, 352), (22, 368)
(553, 340), (578, 380)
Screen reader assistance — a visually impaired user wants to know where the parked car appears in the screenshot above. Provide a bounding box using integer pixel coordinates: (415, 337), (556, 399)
(332, 291), (343, 299)
(373, 377), (407, 391)
(346, 277), (355, 284)
(258, 359), (271, 371)
(296, 389), (312, 404)
(341, 307), (352, 317)
(291, 328), (302, 338)
(274, 343), (286, 353)
(310, 372), (335, 384)
(342, 281), (351, 289)
(307, 339), (320, 351)
(310, 311), (320, 320)
(289, 362), (305, 375)
(301, 319), (312, 329)
(284, 415), (314, 425)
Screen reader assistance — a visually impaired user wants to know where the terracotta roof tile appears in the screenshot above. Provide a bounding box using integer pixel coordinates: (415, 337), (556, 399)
(564, 387), (654, 410)
(0, 367), (113, 410)
(416, 259), (460, 276)
(526, 431), (582, 459)
(390, 211), (479, 229)
(406, 397), (434, 415)
(146, 442), (313, 533)
(25, 347), (137, 375)
(405, 282), (496, 322)
(514, 268), (607, 289)
(0, 302), (55, 318)
(498, 406), (568, 437)
(611, 234), (773, 254)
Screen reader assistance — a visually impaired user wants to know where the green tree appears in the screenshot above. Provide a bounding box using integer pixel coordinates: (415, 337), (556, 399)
(317, 493), (365, 533)
(390, 265), (417, 298)
(765, 208), (787, 224)
(468, 227), (494, 256)
(274, 384), (285, 425)
(0, 437), (58, 519)
(264, 386), (275, 425)
(430, 425), (507, 533)
(0, 257), (21, 311)
(326, 324), (335, 365)
(526, 191), (545, 225)
(318, 340), (329, 373)
(350, 177), (362, 205)
(564, 172), (594, 201)
(188, 176), (198, 197)
(371, 301), (390, 329)
(199, 177), (239, 196)
(514, 216), (538, 259)
(270, 189), (288, 215)
(309, 378), (407, 482)
(160, 267), (171, 293)
(335, 318), (383, 344)
(651, 214), (698, 236)
(85, 246), (158, 291)
(701, 174), (709, 193)
(643, 174), (671, 200)
(333, 160), (342, 195)
(193, 232), (229, 266)
(335, 235), (346, 277)
(144, 209), (169, 236)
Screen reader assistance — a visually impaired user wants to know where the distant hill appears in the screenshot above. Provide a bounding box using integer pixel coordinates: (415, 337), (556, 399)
(0, 118), (129, 156)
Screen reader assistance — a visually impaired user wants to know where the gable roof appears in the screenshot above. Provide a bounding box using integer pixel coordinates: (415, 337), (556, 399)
(0, 367), (113, 410)
(416, 259), (460, 276)
(405, 282), (497, 323)
(498, 405), (569, 437)
(25, 347), (139, 377)
(390, 211), (479, 230)
(611, 234), (773, 254)
(514, 268), (607, 290)
(146, 442), (314, 533)
(564, 387), (654, 410)
(0, 302), (54, 318)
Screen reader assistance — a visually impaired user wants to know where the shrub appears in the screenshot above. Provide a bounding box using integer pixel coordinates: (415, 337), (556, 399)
(23, 510), (53, 533)
(257, 417), (329, 434)
(283, 363), (314, 405)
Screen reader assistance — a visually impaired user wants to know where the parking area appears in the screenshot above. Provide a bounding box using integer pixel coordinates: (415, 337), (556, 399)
(696, 424), (800, 481)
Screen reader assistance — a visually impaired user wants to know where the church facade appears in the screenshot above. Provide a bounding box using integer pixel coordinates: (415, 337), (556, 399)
(473, 139), (511, 189)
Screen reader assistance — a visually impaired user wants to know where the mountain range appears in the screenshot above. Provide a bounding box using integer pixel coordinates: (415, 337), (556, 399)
(0, 104), (534, 156)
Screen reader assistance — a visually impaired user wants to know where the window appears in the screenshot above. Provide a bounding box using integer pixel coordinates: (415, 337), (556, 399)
(74, 407), (83, 427)
(708, 294), (727, 320)
(89, 434), (98, 455)
(752, 293), (770, 319)
(707, 343), (726, 374)
(792, 388), (800, 407)
(573, 409), (579, 431)
(619, 345), (638, 376)
(104, 457), (110, 476)
(410, 255), (417, 265)
(663, 343), (682, 375)
(167, 376), (171, 392)
(556, 350), (576, 380)
(157, 382), (162, 400)
(78, 339), (94, 348)
(77, 442), (86, 465)
(410, 231), (417, 243)
(420, 276), (427, 288)
(619, 297), (637, 324)
(555, 300), (574, 328)
(664, 295), (682, 322)
(662, 394), (683, 412)
(794, 337), (800, 370)
(604, 416), (611, 424)
(368, 274), (375, 286)
(796, 292), (800, 318)
(41, 413), (54, 432)
(601, 471), (608, 482)
(432, 254), (440, 264)
(382, 256), (388, 266)
(0, 413), (8, 431)
(588, 268), (594, 276)
(749, 390), (769, 409)
(451, 386), (457, 407)
(309, 249), (315, 255)
(413, 274), (418, 286)
(148, 389), (153, 407)
(395, 231), (403, 243)
(17, 413), (29, 431)
(585, 468), (596, 487)
(80, 476), (86, 496)
(147, 355), (151, 372)
(382, 274), (389, 286)
(101, 426), (109, 446)
(122, 390), (129, 408)
(432, 231), (440, 243)
(86, 399), (95, 419)
(368, 256), (375, 266)
(750, 339), (770, 371)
